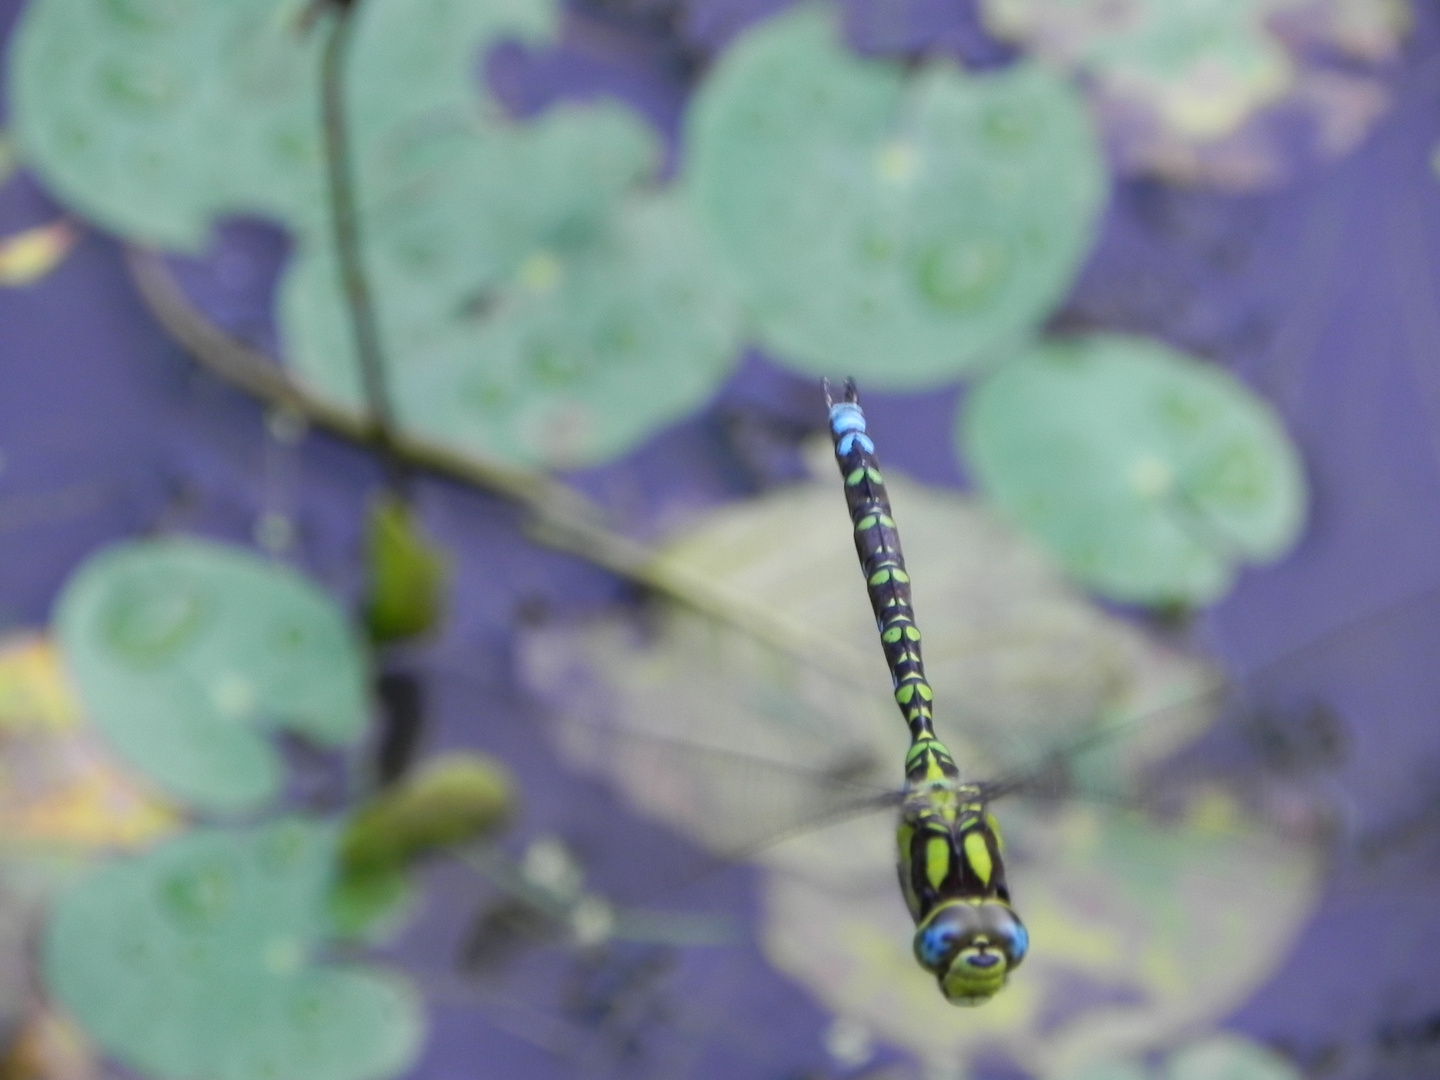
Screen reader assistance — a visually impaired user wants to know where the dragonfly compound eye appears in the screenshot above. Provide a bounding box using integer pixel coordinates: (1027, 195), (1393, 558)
(913, 900), (1028, 1006)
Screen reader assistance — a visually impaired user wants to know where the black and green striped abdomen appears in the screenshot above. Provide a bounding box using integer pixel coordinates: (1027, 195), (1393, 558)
(827, 387), (939, 748)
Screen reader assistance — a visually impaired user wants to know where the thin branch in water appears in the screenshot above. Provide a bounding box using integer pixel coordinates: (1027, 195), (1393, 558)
(317, 0), (407, 493)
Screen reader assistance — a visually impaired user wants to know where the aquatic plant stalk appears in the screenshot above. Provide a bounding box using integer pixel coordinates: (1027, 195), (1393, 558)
(317, 0), (405, 490)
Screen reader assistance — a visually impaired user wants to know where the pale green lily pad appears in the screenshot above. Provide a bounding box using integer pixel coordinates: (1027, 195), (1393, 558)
(7, 0), (555, 248)
(685, 4), (1105, 386)
(44, 818), (424, 1080)
(55, 538), (368, 814)
(9, 0), (329, 249)
(284, 191), (743, 467)
(960, 334), (1306, 605)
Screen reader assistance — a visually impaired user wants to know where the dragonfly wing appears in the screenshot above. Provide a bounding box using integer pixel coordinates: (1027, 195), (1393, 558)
(928, 592), (1440, 1072)
(513, 472), (1343, 1077)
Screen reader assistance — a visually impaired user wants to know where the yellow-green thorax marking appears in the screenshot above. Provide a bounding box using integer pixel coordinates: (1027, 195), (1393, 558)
(827, 380), (1029, 1005)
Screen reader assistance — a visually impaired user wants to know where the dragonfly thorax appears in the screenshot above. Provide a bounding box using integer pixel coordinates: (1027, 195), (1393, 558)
(895, 736), (1027, 1005)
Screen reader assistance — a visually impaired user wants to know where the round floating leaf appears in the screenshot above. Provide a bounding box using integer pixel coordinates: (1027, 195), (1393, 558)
(685, 4), (1106, 386)
(9, 0), (328, 248)
(960, 334), (1306, 605)
(284, 191), (743, 467)
(55, 538), (369, 813)
(44, 818), (424, 1080)
(7, 0), (557, 249)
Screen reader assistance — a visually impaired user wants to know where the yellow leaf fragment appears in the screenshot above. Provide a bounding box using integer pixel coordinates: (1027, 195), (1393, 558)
(0, 220), (79, 286)
(0, 635), (180, 849)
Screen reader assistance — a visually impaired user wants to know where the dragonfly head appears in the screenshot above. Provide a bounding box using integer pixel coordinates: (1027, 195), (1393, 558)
(913, 899), (1028, 1006)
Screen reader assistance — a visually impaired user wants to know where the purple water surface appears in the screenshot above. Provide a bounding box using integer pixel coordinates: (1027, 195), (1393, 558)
(4, 1), (1440, 1078)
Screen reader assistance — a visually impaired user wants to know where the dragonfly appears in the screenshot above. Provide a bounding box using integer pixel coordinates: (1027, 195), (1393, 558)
(476, 392), (1437, 1074)
(824, 377), (1029, 1004)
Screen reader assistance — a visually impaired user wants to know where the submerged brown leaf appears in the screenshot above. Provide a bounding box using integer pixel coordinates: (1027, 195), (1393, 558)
(520, 455), (1324, 1076)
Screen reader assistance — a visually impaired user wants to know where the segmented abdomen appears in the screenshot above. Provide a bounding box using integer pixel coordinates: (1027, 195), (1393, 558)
(827, 384), (936, 743)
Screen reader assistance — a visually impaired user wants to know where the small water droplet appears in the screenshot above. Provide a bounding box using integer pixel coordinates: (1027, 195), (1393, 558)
(1128, 455), (1175, 499)
(1159, 391), (1218, 433)
(568, 894), (615, 946)
(529, 345), (586, 385)
(522, 836), (584, 899)
(292, 991), (326, 1029)
(100, 60), (184, 111)
(916, 238), (1009, 312)
(102, 579), (205, 663)
(595, 317), (640, 360)
(102, 0), (192, 31)
(264, 937), (304, 974)
(209, 672), (256, 719)
(983, 102), (1041, 147)
(860, 233), (895, 262)
(162, 861), (231, 927)
(465, 381), (510, 413)
(874, 140), (919, 185)
(258, 820), (309, 871)
(824, 1016), (875, 1069)
(517, 251), (562, 295)
(267, 407), (308, 445)
(272, 621), (309, 652)
(254, 512), (295, 553)
(60, 121), (91, 154)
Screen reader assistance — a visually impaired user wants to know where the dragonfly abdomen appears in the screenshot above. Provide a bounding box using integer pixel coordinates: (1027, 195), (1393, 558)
(827, 386), (938, 746)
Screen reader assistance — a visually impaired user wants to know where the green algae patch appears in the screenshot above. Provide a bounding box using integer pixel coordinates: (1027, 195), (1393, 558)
(685, 4), (1105, 387)
(55, 538), (368, 814)
(44, 818), (423, 1080)
(960, 334), (1306, 605)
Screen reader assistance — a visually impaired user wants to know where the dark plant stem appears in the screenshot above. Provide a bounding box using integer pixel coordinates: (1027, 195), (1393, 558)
(319, 0), (408, 494)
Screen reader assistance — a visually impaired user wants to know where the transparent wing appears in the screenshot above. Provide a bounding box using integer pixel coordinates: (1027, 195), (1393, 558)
(508, 472), (1407, 1075)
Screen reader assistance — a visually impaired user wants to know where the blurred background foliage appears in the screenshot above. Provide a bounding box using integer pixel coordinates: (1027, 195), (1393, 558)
(0, 0), (1438, 1078)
